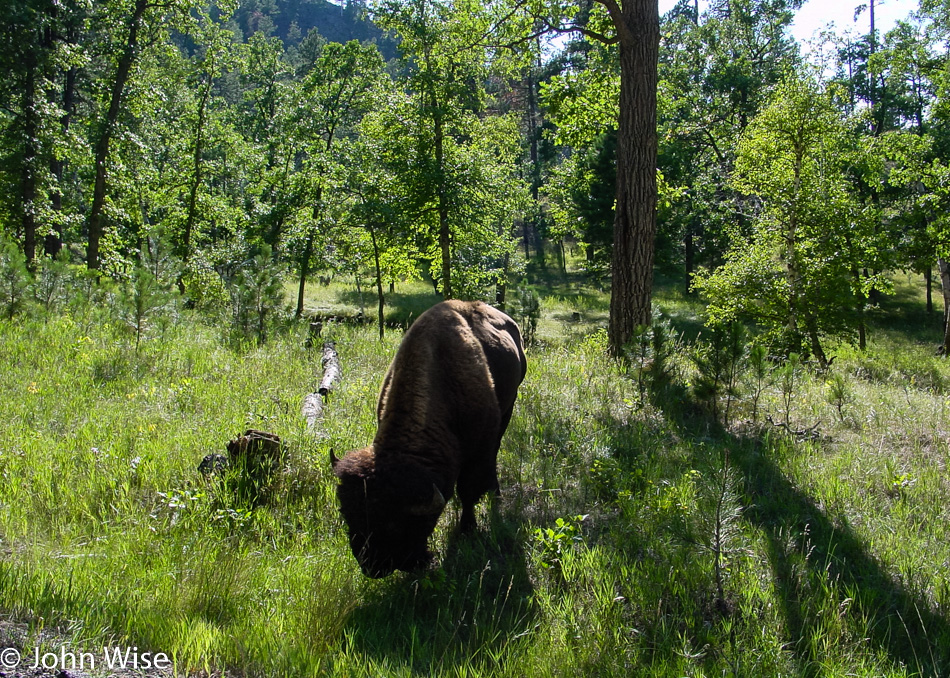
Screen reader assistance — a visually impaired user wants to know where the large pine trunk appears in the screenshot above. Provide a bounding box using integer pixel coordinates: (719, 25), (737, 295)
(608, 0), (660, 356)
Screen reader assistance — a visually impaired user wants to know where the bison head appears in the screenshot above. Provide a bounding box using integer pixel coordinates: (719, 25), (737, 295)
(331, 449), (446, 578)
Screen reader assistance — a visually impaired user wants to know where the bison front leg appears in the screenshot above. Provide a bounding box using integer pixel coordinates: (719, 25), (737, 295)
(491, 403), (516, 498)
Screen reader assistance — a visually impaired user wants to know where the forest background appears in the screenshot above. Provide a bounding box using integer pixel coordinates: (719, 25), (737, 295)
(6, 0), (950, 360)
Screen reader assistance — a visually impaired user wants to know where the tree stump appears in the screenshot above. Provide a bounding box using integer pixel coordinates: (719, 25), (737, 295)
(305, 321), (322, 349)
(225, 429), (283, 506)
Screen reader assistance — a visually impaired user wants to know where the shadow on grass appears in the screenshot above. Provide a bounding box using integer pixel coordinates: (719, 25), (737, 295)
(657, 388), (950, 677)
(868, 301), (944, 346)
(541, 287), (610, 311)
(341, 505), (536, 674)
(737, 434), (948, 676)
(335, 288), (443, 329)
(662, 310), (707, 345)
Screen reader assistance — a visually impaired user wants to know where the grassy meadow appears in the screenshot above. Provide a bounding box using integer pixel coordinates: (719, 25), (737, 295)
(1, 267), (950, 676)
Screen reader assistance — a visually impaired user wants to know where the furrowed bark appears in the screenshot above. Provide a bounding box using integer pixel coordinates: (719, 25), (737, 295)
(606, 0), (660, 357)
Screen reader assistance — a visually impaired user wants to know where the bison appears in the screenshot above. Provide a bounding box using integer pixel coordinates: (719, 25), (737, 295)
(331, 300), (527, 578)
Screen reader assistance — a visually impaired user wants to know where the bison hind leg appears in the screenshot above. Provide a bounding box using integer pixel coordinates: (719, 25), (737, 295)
(490, 471), (501, 497)
(456, 448), (504, 533)
(456, 476), (487, 533)
(459, 505), (478, 533)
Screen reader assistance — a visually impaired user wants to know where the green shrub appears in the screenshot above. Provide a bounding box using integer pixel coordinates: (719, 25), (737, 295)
(824, 370), (855, 422)
(745, 343), (770, 422)
(227, 247), (287, 346)
(693, 321), (747, 423)
(118, 265), (177, 350)
(511, 286), (541, 345)
(777, 352), (802, 427)
(625, 309), (680, 406)
(182, 255), (229, 317)
(0, 238), (30, 320)
(31, 249), (72, 317)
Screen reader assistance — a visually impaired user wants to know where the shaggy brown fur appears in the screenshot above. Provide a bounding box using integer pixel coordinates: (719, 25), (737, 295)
(332, 300), (527, 577)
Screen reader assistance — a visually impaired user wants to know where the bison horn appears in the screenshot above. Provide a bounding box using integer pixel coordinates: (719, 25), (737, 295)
(329, 449), (340, 467)
(408, 484), (445, 516)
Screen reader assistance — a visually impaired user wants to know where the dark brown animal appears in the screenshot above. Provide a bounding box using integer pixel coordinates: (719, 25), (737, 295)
(331, 300), (527, 578)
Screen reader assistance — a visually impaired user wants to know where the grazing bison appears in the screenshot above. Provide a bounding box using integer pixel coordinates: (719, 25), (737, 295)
(331, 300), (527, 578)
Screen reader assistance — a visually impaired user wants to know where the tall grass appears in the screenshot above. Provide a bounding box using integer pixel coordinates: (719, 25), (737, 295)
(0, 275), (949, 676)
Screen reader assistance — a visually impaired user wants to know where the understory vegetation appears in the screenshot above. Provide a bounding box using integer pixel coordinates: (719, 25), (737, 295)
(1, 264), (949, 677)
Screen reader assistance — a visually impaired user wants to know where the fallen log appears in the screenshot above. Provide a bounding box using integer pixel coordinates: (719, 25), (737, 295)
(302, 391), (323, 428)
(303, 341), (342, 430)
(318, 341), (341, 396)
(766, 415), (821, 441)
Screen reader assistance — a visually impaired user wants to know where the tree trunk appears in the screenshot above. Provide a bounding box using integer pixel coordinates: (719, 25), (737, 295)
(182, 72), (212, 262)
(354, 274), (364, 315)
(939, 258), (950, 355)
(46, 0), (81, 256)
(422, 39), (452, 300)
(47, 63), (77, 257)
(684, 223), (695, 295)
(296, 183), (324, 318)
(20, 59), (39, 268)
(925, 266), (933, 315)
(370, 226), (385, 340)
(296, 233), (314, 319)
(527, 65), (542, 264)
(20, 0), (66, 267)
(434, 107), (451, 299)
(87, 0), (149, 270)
(805, 314), (828, 370)
(784, 134), (806, 355)
(849, 256), (866, 351)
(857, 298), (867, 351)
(495, 250), (511, 311)
(607, 0), (660, 356)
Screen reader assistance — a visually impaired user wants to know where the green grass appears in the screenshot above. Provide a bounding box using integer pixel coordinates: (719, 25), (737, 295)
(1, 272), (949, 676)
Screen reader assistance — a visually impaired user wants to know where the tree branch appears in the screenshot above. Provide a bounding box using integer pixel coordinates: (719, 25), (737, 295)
(488, 4), (620, 51)
(593, 0), (630, 45)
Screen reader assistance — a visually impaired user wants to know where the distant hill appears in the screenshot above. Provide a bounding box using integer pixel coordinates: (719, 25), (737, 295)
(235, 0), (397, 56)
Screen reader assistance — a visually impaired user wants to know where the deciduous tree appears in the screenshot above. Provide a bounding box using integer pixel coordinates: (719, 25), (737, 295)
(289, 40), (386, 316)
(85, 0), (201, 270)
(695, 72), (884, 366)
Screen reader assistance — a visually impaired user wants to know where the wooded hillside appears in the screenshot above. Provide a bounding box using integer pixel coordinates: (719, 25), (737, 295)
(4, 0), (948, 360)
